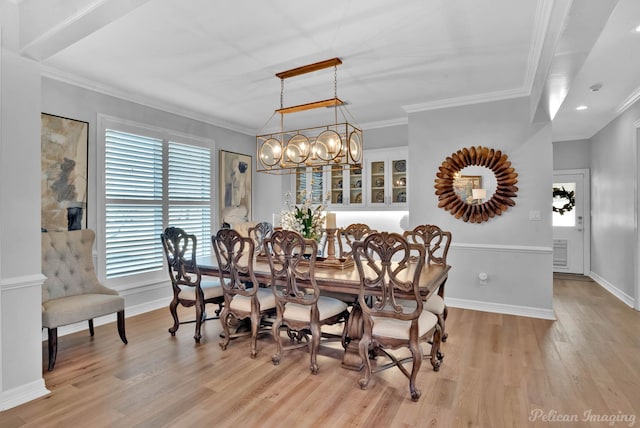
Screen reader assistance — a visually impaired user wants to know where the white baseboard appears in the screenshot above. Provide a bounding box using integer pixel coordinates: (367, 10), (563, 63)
(589, 271), (636, 309)
(446, 297), (556, 320)
(1, 378), (50, 410)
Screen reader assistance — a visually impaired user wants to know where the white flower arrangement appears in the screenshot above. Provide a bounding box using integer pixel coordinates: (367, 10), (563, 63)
(280, 191), (328, 241)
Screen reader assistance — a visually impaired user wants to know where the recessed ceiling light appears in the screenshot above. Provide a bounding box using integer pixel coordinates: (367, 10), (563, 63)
(576, 105), (588, 111)
(635, 24), (640, 32)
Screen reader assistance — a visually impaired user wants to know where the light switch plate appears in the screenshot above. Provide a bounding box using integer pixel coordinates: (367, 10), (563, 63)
(529, 210), (541, 221)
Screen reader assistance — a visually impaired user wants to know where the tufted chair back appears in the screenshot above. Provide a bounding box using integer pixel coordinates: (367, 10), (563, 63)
(41, 229), (116, 302)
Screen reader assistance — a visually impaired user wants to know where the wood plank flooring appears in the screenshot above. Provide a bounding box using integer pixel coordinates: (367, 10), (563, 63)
(1, 274), (639, 427)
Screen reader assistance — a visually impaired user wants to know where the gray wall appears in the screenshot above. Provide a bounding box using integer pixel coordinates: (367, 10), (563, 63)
(408, 97), (554, 316)
(589, 100), (640, 303)
(553, 139), (591, 170)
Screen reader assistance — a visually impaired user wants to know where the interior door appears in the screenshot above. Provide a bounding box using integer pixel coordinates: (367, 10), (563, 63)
(553, 170), (588, 274)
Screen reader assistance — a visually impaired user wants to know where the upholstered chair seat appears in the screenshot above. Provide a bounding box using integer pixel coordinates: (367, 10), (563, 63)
(423, 294), (445, 315)
(370, 310), (438, 340)
(177, 279), (223, 301)
(228, 288), (276, 312)
(282, 296), (348, 322)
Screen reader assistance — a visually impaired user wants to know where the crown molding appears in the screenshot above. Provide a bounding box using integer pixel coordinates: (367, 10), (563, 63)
(616, 85), (640, 116)
(41, 66), (256, 136)
(402, 87), (528, 114)
(360, 117), (408, 130)
(523, 0), (557, 92)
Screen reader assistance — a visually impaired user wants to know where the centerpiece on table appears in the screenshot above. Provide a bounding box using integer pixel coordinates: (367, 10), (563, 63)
(280, 191), (327, 242)
(278, 191), (353, 269)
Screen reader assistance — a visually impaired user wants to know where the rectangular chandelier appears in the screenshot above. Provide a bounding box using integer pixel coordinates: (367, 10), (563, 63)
(256, 58), (363, 175)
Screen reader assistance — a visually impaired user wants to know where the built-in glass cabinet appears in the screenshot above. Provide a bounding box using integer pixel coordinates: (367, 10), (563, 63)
(291, 148), (407, 210)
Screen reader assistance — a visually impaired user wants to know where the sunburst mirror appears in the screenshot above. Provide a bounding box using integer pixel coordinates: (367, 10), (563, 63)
(434, 146), (518, 223)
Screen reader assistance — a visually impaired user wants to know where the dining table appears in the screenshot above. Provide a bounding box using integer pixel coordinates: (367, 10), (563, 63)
(196, 254), (451, 371)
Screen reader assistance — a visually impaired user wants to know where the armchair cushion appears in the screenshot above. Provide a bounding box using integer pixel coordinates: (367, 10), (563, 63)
(42, 294), (124, 328)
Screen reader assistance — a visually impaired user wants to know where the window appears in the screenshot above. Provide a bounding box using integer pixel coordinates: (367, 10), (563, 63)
(100, 117), (213, 282)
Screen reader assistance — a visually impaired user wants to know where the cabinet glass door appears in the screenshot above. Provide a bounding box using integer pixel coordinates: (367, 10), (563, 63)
(349, 165), (363, 206)
(391, 159), (407, 204)
(329, 168), (344, 205)
(295, 167), (324, 204)
(370, 161), (386, 205)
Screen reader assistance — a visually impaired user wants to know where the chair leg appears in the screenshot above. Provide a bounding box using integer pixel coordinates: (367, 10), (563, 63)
(194, 301), (204, 343)
(442, 306), (449, 342)
(88, 319), (94, 336)
(47, 328), (58, 371)
(168, 299), (180, 336)
(117, 310), (128, 344)
(408, 341), (423, 401)
(430, 327), (442, 372)
(219, 307), (232, 351)
(309, 322), (321, 374)
(271, 316), (283, 366)
(250, 309), (260, 359)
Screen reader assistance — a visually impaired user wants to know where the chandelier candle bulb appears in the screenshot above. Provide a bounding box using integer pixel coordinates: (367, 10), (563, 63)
(326, 212), (337, 229)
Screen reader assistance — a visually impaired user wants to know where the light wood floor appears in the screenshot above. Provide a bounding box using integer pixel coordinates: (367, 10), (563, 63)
(1, 275), (639, 427)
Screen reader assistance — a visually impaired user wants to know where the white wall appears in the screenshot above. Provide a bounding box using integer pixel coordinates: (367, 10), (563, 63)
(589, 99), (640, 305)
(553, 138), (591, 170)
(0, 48), (50, 408)
(408, 97), (554, 318)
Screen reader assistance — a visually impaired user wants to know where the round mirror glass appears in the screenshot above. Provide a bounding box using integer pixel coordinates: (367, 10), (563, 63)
(453, 166), (497, 204)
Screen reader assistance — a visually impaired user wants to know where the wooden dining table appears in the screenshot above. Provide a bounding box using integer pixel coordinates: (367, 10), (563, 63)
(196, 254), (451, 371)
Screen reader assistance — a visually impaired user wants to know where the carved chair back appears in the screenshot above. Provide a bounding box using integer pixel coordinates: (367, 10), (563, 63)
(403, 224), (451, 265)
(212, 228), (258, 299)
(264, 229), (319, 307)
(161, 227), (202, 298)
(337, 223), (377, 259)
(248, 221), (273, 256)
(352, 232), (426, 321)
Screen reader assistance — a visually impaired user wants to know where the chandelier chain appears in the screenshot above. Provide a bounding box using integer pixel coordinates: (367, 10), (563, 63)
(280, 79), (284, 110)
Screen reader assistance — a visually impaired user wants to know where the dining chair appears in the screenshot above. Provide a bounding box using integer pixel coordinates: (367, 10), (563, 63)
(248, 221), (273, 256)
(263, 229), (350, 374)
(403, 224), (452, 341)
(161, 227), (224, 343)
(212, 228), (276, 358)
(352, 232), (442, 401)
(337, 223), (376, 259)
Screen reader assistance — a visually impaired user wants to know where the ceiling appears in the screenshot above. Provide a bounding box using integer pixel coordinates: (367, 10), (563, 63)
(14, 0), (640, 141)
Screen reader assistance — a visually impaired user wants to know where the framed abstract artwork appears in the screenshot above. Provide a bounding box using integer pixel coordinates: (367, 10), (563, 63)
(41, 113), (89, 231)
(219, 150), (252, 227)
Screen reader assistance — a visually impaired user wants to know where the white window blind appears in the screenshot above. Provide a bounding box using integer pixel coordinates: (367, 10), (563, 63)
(167, 141), (211, 257)
(104, 129), (212, 279)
